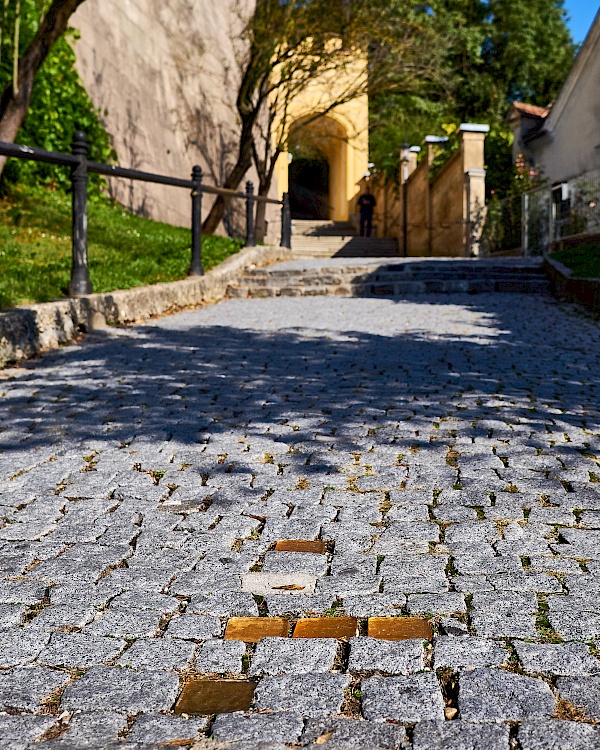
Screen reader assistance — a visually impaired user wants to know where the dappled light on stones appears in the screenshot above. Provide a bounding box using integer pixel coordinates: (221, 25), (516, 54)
(2, 275), (600, 746)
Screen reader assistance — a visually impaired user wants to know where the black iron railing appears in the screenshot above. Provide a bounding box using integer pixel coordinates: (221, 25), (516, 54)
(0, 131), (292, 297)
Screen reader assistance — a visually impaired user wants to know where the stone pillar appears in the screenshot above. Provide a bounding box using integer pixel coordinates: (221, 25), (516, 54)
(424, 135), (448, 166)
(460, 124), (490, 256)
(407, 147), (420, 178)
(460, 124), (488, 172)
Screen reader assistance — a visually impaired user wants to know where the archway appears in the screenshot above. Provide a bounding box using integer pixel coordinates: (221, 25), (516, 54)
(287, 115), (348, 221)
(288, 151), (330, 220)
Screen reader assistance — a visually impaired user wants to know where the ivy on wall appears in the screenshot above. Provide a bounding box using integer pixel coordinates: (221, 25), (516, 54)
(0, 0), (114, 192)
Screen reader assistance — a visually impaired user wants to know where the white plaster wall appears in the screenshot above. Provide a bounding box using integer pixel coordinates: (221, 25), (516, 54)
(71, 0), (280, 237)
(531, 17), (600, 183)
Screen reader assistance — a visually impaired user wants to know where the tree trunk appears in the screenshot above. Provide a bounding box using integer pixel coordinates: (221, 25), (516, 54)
(202, 115), (255, 236)
(0, 0), (87, 175)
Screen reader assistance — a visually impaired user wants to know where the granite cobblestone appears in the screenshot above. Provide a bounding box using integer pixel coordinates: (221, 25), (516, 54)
(0, 286), (599, 745)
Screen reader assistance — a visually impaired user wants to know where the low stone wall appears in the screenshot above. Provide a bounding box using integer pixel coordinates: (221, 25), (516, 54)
(551, 231), (600, 253)
(545, 256), (600, 314)
(0, 245), (292, 367)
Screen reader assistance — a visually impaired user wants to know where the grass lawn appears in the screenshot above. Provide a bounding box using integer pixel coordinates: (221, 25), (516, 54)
(551, 242), (600, 279)
(0, 184), (244, 309)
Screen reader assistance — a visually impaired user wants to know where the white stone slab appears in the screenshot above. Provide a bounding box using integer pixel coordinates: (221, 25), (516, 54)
(241, 573), (317, 596)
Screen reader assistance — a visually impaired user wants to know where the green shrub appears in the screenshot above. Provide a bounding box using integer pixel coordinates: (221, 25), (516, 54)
(0, 0), (114, 191)
(552, 242), (600, 279)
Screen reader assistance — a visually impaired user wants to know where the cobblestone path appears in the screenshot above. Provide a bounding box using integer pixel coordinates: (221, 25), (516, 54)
(1, 290), (600, 749)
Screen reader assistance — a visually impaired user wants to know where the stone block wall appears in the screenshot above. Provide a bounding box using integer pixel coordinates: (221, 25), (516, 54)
(71, 0), (281, 240)
(362, 126), (488, 255)
(398, 125), (489, 256)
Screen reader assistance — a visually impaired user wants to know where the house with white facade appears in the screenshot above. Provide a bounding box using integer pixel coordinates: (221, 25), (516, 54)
(508, 7), (600, 184)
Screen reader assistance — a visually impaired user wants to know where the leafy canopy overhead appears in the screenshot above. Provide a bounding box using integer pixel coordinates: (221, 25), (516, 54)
(370, 0), (576, 190)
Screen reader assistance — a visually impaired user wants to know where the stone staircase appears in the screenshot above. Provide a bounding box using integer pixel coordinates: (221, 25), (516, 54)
(227, 258), (551, 298)
(291, 219), (399, 258)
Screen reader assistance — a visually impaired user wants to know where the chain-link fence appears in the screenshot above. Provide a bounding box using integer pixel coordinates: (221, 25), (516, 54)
(481, 168), (600, 256)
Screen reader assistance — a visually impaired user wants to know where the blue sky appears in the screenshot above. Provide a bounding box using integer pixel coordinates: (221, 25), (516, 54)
(565, 0), (598, 42)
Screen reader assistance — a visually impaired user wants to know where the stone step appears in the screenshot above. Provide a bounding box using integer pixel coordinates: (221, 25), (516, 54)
(237, 269), (547, 286)
(292, 220), (356, 237)
(243, 267), (546, 280)
(228, 278), (551, 298)
(243, 265), (380, 278)
(291, 242), (396, 250)
(232, 275), (548, 293)
(291, 243), (398, 251)
(290, 236), (400, 258)
(291, 235), (395, 241)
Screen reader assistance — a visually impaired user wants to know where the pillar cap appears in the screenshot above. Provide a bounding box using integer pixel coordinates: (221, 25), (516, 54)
(459, 123), (490, 133)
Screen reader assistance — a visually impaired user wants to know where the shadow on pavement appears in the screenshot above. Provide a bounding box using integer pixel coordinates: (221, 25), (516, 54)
(1, 294), (598, 490)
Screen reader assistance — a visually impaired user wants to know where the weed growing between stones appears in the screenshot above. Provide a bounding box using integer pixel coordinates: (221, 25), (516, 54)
(501, 641), (523, 674)
(437, 667), (459, 720)
(23, 595), (51, 625)
(341, 678), (362, 719)
(446, 448), (460, 467)
(554, 695), (591, 722)
(325, 600), (344, 618)
(40, 685), (68, 716)
(536, 596), (563, 644)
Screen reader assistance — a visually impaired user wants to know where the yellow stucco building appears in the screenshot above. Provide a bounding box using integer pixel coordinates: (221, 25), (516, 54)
(273, 60), (369, 223)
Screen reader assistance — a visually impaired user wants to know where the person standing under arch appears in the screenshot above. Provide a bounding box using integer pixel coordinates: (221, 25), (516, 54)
(358, 186), (376, 237)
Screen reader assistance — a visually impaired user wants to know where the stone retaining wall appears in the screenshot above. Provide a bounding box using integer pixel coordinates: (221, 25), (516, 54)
(0, 245), (292, 367)
(545, 256), (600, 314)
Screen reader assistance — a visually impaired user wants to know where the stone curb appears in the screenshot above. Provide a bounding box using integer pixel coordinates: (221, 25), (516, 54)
(0, 245), (293, 367)
(544, 256), (600, 315)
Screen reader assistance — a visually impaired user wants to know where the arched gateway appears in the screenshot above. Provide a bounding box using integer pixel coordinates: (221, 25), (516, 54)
(273, 89), (369, 224)
(287, 116), (347, 221)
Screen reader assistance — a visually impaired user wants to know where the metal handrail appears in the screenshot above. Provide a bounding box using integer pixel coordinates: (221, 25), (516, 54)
(0, 140), (78, 167)
(87, 161), (193, 190)
(0, 132), (292, 296)
(89, 163), (281, 203)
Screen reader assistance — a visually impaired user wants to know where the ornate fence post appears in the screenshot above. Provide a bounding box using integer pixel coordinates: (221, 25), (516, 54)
(245, 180), (256, 248)
(189, 165), (204, 276)
(281, 192), (292, 249)
(69, 131), (92, 296)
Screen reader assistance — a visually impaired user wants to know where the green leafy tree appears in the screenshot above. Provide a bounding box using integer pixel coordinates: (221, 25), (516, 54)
(480, 0), (575, 111)
(203, 0), (454, 235)
(1, 28), (114, 191)
(0, 0), (108, 179)
(369, 0), (576, 196)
